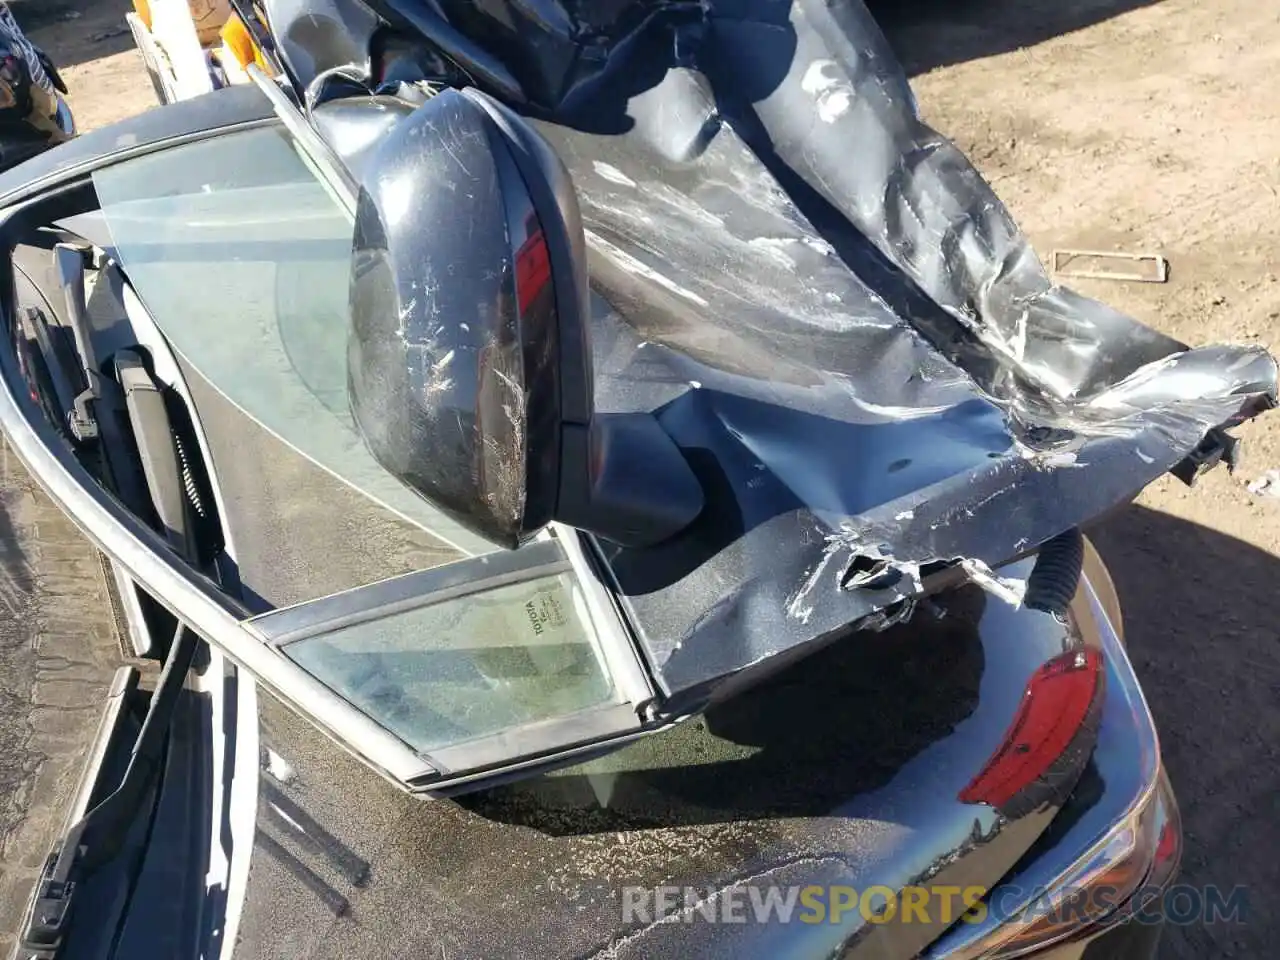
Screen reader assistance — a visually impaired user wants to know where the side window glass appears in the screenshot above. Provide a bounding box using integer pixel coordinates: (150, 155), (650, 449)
(1, 122), (647, 788)
(243, 537), (646, 768)
(90, 125), (498, 604)
(282, 572), (621, 753)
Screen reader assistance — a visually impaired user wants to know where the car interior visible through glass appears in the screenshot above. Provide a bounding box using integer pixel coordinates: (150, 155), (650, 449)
(88, 124), (497, 567)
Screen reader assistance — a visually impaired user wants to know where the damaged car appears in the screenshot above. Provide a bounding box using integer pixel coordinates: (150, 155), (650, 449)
(4, 0), (1275, 958)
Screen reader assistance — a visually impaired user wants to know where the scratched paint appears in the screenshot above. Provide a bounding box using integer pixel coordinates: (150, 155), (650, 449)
(593, 161), (637, 188)
(800, 59), (856, 123)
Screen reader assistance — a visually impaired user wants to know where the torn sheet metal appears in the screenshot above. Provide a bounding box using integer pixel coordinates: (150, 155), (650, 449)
(270, 0), (1278, 697)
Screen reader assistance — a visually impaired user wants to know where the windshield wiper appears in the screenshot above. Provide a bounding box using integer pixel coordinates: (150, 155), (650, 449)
(19, 624), (198, 957)
(52, 242), (100, 442)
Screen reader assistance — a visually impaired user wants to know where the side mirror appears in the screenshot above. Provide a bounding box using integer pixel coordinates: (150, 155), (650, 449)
(348, 88), (703, 549)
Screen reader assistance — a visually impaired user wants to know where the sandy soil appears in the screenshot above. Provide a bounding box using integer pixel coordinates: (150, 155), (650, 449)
(8, 0), (1280, 957)
(873, 5), (1280, 957)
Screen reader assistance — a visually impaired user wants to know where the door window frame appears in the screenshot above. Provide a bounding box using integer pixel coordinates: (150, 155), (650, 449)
(0, 83), (661, 793)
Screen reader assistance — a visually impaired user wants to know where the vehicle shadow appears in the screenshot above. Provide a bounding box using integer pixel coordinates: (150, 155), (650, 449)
(13, 0), (138, 68)
(0, 468), (36, 603)
(463, 586), (990, 830)
(464, 502), (1275, 959)
(1087, 504), (1279, 960)
(866, 0), (1164, 76)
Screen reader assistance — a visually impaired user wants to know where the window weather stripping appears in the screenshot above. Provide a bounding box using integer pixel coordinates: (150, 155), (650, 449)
(554, 525), (658, 711)
(245, 63), (358, 216)
(245, 539), (571, 646)
(424, 702), (645, 776)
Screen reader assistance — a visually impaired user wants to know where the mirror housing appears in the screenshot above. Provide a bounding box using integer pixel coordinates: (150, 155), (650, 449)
(348, 88), (703, 549)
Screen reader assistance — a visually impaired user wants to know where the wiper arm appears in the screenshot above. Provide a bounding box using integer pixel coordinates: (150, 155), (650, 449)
(20, 624), (198, 956)
(52, 243), (100, 443)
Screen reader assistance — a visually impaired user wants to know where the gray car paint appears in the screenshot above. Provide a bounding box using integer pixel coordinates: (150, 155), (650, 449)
(260, 0), (1277, 699)
(4, 229), (1148, 958)
(0, 2), (1224, 951)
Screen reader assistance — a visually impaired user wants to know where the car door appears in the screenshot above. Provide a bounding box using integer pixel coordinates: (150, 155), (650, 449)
(0, 80), (657, 794)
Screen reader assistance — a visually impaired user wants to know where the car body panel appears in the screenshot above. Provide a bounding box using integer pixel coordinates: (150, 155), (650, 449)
(258, 0), (1279, 700)
(1, 202), (1134, 959)
(0, 84), (273, 206)
(227, 561), (1149, 960)
(0, 1), (1225, 950)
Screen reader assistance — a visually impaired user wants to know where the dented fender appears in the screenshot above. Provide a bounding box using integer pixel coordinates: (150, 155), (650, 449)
(276, 0), (1276, 694)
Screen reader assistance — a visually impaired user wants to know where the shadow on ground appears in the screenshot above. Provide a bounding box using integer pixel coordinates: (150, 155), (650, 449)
(12, 0), (136, 68)
(1090, 505), (1279, 960)
(0, 488), (36, 819)
(867, 0), (1164, 76)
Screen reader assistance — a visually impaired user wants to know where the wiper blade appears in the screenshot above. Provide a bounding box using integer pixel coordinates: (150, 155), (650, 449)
(17, 307), (79, 423)
(115, 349), (200, 561)
(19, 624), (198, 956)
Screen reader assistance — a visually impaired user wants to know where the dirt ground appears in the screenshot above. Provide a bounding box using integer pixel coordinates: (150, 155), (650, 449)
(6, 0), (1280, 957)
(875, 4), (1280, 957)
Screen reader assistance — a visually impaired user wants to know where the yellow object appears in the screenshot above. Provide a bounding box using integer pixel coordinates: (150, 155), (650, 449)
(221, 14), (269, 71)
(134, 0), (233, 48)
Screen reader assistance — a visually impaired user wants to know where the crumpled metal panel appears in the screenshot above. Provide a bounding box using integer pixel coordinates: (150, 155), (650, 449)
(261, 0), (382, 88)
(276, 0), (1278, 695)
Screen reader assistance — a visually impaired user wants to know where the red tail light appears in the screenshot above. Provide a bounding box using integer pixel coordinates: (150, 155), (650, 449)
(514, 227), (552, 314)
(959, 648), (1104, 809)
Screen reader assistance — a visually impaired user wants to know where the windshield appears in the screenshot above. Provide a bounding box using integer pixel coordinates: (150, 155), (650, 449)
(89, 124), (500, 563)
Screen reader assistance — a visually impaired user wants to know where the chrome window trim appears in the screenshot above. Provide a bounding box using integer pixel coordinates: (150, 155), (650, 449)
(411, 718), (679, 793)
(246, 65), (358, 217)
(426, 702), (643, 775)
(556, 527), (657, 711)
(245, 534), (655, 778)
(246, 539), (570, 645)
(249, 525), (661, 713)
(107, 558), (155, 657)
